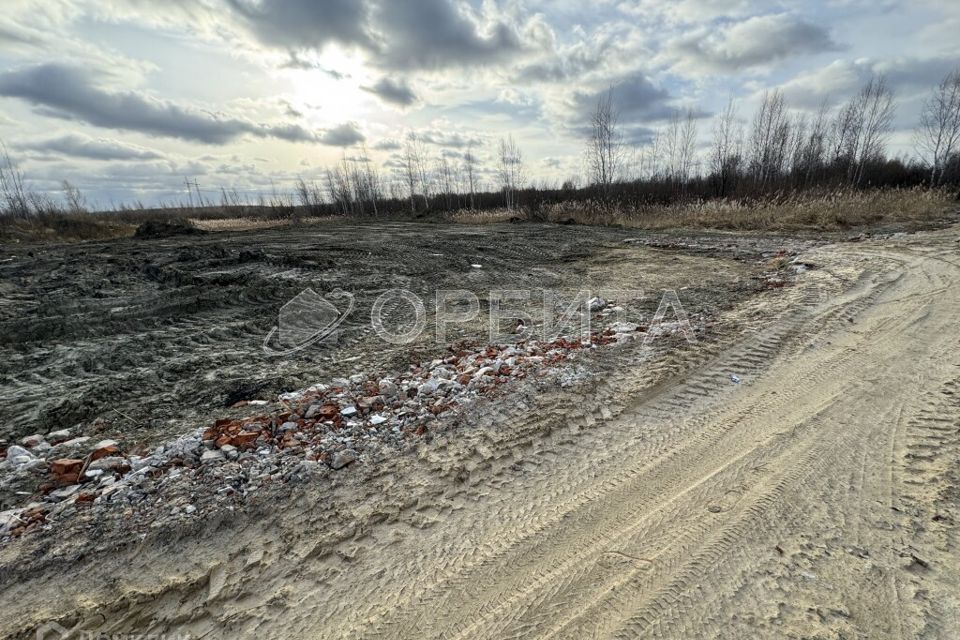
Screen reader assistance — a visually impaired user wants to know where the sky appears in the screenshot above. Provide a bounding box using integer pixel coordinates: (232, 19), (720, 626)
(0, 0), (958, 208)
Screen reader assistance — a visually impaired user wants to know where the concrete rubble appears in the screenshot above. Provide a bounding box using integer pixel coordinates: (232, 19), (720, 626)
(0, 311), (710, 543)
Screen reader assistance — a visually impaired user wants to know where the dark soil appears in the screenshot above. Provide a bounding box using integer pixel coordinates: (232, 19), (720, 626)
(0, 221), (800, 448)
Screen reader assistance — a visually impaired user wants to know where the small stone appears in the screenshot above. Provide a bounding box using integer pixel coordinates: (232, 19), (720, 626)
(418, 379), (440, 396)
(201, 449), (225, 463)
(330, 449), (358, 470)
(279, 421), (299, 432)
(20, 434), (45, 448)
(369, 415), (387, 426)
(5, 445), (34, 464)
(588, 296), (607, 312)
(49, 484), (81, 501)
(378, 380), (398, 398)
(45, 429), (72, 443)
(431, 367), (455, 380)
(341, 406), (358, 418)
(220, 444), (239, 460)
(58, 436), (91, 450)
(90, 439), (120, 461)
(184, 505), (197, 514)
(357, 396), (384, 413)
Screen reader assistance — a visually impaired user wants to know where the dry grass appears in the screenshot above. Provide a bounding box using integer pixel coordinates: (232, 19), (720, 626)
(538, 188), (957, 232)
(445, 209), (524, 225)
(3, 187), (955, 244)
(189, 216), (290, 232)
(191, 215), (346, 232)
(0, 213), (137, 243)
(0, 212), (348, 243)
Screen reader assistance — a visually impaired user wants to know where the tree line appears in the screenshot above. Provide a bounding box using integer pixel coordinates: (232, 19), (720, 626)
(2, 68), (960, 220)
(297, 67), (960, 218)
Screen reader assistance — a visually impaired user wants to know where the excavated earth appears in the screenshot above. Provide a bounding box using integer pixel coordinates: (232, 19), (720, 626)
(2, 219), (960, 639)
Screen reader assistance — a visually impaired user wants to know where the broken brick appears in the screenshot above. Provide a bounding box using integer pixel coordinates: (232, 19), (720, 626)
(50, 458), (83, 477)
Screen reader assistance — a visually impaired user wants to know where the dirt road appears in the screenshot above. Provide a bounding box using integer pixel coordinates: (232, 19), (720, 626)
(272, 230), (958, 639)
(3, 226), (960, 639)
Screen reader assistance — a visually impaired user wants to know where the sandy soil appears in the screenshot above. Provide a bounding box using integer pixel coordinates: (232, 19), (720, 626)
(3, 223), (960, 638)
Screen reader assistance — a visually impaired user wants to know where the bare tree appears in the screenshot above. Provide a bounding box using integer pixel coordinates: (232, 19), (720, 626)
(586, 88), (625, 196)
(463, 143), (479, 209)
(749, 90), (790, 188)
(436, 155), (454, 209)
(497, 135), (525, 210)
(710, 99), (742, 197)
(915, 67), (960, 185)
(854, 75), (896, 186)
(401, 137), (418, 212)
(414, 140), (432, 209)
(295, 177), (314, 217)
(326, 162), (353, 216)
(401, 134), (430, 211)
(833, 76), (896, 186)
(0, 143), (30, 217)
(61, 180), (87, 214)
(794, 99), (831, 188)
(662, 108), (699, 190)
(678, 108), (699, 188)
(663, 112), (680, 184)
(358, 143), (380, 216)
(644, 128), (664, 181)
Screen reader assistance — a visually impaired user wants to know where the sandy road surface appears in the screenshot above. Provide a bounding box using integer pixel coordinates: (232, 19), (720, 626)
(4, 226), (960, 639)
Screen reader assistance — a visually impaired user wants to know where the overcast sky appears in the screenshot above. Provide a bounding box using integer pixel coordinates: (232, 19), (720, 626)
(0, 0), (958, 207)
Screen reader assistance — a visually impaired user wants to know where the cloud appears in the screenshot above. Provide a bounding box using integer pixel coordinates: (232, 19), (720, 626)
(318, 122), (365, 146)
(514, 33), (610, 84)
(667, 14), (842, 73)
(772, 55), (960, 110)
(16, 133), (165, 161)
(0, 63), (319, 145)
(774, 59), (866, 108)
(873, 55), (960, 92)
(568, 74), (674, 124)
(223, 0), (529, 72)
(416, 128), (482, 148)
(362, 77), (418, 107)
(225, 0), (375, 52)
(372, 138), (401, 151)
(555, 74), (684, 144)
(279, 52), (349, 79)
(622, 0), (755, 24)
(373, 0), (525, 71)
(0, 21), (46, 48)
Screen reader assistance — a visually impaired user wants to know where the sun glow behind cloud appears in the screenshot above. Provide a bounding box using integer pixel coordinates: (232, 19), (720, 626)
(281, 47), (375, 126)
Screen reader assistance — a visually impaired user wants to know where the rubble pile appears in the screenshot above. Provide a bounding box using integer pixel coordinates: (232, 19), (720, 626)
(0, 316), (662, 542)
